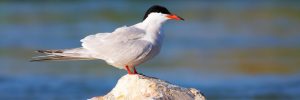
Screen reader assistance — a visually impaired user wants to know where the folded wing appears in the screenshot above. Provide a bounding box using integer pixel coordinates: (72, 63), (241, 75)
(80, 26), (151, 65)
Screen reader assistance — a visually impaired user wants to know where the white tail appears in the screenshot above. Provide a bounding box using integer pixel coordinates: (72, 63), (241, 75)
(30, 48), (96, 62)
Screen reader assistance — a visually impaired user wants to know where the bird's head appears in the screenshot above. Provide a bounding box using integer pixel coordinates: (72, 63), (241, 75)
(143, 5), (184, 22)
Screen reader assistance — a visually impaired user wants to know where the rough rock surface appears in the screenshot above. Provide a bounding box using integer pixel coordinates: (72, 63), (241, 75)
(88, 74), (205, 100)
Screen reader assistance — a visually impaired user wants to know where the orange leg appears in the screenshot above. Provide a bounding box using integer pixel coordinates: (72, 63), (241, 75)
(133, 67), (138, 74)
(125, 65), (133, 74)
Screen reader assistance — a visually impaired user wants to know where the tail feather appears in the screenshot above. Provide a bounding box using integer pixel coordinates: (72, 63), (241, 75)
(36, 50), (64, 54)
(30, 55), (93, 62)
(31, 48), (95, 62)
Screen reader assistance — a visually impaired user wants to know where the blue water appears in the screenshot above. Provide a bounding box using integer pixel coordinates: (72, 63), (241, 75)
(1, 1), (300, 100)
(0, 70), (299, 100)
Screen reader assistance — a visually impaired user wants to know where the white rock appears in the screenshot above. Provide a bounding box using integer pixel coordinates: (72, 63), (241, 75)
(88, 74), (205, 100)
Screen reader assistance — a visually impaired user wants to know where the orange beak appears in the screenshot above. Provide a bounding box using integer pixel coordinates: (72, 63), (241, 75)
(166, 14), (184, 21)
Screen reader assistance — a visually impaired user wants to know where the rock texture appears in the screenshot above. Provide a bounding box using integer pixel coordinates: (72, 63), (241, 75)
(88, 74), (205, 100)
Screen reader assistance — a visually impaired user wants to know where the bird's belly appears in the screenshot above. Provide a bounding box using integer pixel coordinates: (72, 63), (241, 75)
(106, 44), (160, 69)
(136, 46), (160, 63)
(129, 44), (161, 67)
(104, 33), (163, 69)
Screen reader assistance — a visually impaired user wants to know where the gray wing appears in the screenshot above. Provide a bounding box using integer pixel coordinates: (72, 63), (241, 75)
(80, 26), (151, 62)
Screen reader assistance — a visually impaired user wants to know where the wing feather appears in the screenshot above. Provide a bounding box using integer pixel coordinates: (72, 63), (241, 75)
(80, 26), (147, 61)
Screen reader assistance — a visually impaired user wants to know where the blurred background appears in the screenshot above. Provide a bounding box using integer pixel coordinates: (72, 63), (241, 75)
(1, 1), (300, 100)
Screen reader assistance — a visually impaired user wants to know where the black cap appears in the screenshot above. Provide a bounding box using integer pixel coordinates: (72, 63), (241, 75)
(143, 5), (171, 20)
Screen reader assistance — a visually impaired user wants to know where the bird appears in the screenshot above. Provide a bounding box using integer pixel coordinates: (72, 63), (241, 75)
(31, 5), (184, 74)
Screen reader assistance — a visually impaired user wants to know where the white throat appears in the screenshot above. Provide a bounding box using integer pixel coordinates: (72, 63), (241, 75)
(136, 13), (168, 43)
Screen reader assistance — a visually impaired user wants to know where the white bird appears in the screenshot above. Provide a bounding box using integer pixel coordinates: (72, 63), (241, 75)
(31, 5), (184, 74)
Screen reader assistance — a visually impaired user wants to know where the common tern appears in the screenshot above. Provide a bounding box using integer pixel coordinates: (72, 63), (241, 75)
(31, 5), (184, 74)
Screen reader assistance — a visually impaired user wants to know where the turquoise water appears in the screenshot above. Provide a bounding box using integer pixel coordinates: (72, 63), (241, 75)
(1, 1), (300, 100)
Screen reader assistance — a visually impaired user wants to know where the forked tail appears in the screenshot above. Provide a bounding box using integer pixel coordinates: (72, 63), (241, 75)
(30, 48), (95, 62)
